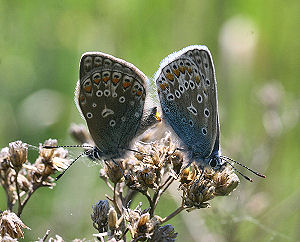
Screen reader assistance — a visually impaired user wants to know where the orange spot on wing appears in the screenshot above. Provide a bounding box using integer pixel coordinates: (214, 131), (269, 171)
(136, 90), (142, 96)
(84, 86), (92, 93)
(160, 83), (166, 90)
(80, 95), (85, 102)
(166, 73), (174, 81)
(103, 77), (110, 83)
(195, 75), (200, 84)
(173, 69), (180, 77)
(187, 67), (192, 74)
(112, 78), (120, 85)
(179, 66), (185, 73)
(93, 78), (101, 84)
(123, 82), (131, 89)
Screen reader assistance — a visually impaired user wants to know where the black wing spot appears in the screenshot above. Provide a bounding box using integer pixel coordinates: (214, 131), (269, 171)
(175, 90), (181, 98)
(166, 93), (175, 101)
(197, 94), (202, 103)
(204, 108), (210, 117)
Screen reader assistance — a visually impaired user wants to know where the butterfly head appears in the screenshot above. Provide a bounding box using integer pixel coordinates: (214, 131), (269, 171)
(191, 150), (223, 170)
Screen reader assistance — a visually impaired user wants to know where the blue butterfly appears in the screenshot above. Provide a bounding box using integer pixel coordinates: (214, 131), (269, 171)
(155, 45), (265, 181)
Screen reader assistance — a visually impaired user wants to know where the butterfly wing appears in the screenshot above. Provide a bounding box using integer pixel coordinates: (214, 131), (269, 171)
(155, 45), (219, 159)
(76, 52), (147, 158)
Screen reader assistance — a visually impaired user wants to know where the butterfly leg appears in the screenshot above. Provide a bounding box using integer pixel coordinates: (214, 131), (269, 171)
(105, 158), (125, 178)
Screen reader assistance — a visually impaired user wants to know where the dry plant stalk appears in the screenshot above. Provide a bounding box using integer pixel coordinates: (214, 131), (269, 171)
(0, 139), (70, 240)
(72, 124), (240, 241)
(0, 125), (239, 241)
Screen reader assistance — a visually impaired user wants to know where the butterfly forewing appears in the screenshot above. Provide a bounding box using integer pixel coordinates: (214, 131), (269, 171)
(155, 45), (219, 159)
(77, 52), (147, 158)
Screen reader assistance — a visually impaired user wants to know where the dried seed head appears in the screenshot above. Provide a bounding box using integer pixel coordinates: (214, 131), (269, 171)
(183, 179), (215, 208)
(69, 123), (94, 146)
(34, 139), (70, 177)
(8, 141), (28, 171)
(136, 166), (157, 188)
(213, 166), (240, 196)
(105, 160), (124, 184)
(91, 200), (109, 232)
(179, 165), (197, 184)
(108, 207), (117, 230)
(0, 210), (30, 239)
(150, 224), (178, 242)
(0, 147), (10, 170)
(40, 139), (58, 161)
(168, 151), (183, 174)
(130, 213), (152, 239)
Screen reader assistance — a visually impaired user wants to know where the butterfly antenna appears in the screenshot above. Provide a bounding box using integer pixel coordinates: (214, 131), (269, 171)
(27, 144), (39, 151)
(223, 160), (253, 182)
(43, 144), (94, 149)
(109, 158), (125, 177)
(220, 155), (266, 178)
(56, 151), (88, 180)
(124, 148), (152, 157)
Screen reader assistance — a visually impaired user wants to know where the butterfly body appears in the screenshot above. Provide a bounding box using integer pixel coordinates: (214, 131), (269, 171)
(155, 45), (223, 169)
(76, 52), (157, 160)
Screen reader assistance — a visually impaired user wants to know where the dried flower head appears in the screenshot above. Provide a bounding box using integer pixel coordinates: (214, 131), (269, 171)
(91, 200), (110, 233)
(126, 210), (152, 240)
(0, 210), (30, 239)
(69, 123), (95, 146)
(182, 177), (215, 209)
(0, 233), (18, 241)
(0, 147), (11, 171)
(104, 160), (124, 184)
(34, 139), (70, 178)
(150, 224), (178, 242)
(213, 165), (240, 196)
(8, 141), (28, 171)
(108, 207), (118, 231)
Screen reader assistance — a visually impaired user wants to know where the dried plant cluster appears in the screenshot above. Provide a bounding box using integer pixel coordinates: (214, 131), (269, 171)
(0, 139), (70, 240)
(72, 124), (240, 241)
(0, 125), (239, 241)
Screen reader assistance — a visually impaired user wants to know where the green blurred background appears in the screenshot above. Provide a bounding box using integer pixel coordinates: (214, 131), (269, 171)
(1, 0), (300, 241)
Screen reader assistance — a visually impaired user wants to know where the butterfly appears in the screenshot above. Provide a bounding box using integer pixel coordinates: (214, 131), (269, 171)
(48, 52), (160, 179)
(154, 45), (265, 181)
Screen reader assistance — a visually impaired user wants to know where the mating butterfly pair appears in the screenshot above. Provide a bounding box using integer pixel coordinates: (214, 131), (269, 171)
(65, 45), (265, 181)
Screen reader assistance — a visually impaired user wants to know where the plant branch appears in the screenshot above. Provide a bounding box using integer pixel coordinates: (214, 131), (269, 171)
(113, 183), (121, 215)
(160, 205), (186, 224)
(14, 170), (22, 216)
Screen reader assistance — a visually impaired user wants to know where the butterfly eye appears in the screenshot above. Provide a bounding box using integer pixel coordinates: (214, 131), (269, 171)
(209, 158), (217, 168)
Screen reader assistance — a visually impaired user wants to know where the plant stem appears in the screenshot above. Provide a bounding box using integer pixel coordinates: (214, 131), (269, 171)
(14, 170), (22, 216)
(160, 206), (185, 224)
(113, 183), (121, 215)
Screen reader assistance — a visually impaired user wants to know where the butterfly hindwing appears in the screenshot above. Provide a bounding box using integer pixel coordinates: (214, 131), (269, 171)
(155, 45), (219, 159)
(77, 52), (147, 158)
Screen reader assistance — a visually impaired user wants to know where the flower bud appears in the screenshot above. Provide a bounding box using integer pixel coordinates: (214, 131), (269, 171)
(9, 141), (28, 171)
